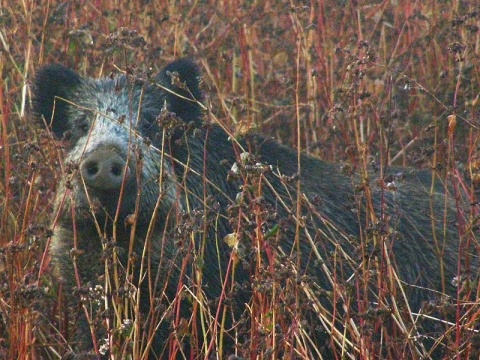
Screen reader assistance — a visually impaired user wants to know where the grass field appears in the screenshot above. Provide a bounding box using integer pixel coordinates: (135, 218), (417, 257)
(1, 0), (480, 359)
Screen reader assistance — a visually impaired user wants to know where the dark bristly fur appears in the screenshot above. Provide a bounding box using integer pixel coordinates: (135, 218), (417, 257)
(33, 59), (474, 359)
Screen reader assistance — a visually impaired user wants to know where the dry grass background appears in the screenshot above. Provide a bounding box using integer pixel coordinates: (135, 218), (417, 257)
(1, 0), (480, 359)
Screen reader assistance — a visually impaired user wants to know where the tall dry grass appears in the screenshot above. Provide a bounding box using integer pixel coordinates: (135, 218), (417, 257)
(0, 0), (479, 359)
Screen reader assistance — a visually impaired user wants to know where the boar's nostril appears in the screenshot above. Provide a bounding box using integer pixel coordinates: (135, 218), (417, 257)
(111, 163), (123, 177)
(85, 163), (99, 177)
(80, 148), (129, 191)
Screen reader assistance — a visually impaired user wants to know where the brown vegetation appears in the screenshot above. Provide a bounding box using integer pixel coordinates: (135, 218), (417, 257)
(1, 0), (480, 359)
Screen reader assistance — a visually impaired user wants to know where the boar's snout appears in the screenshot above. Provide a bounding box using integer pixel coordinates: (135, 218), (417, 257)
(80, 146), (130, 191)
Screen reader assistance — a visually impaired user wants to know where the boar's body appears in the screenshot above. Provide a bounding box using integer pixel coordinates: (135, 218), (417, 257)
(33, 60), (466, 359)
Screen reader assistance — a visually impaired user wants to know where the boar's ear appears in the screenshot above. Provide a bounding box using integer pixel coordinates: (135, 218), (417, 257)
(33, 64), (82, 138)
(157, 59), (203, 126)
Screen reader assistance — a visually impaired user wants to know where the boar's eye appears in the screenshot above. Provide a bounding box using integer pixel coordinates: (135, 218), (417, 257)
(79, 120), (90, 133)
